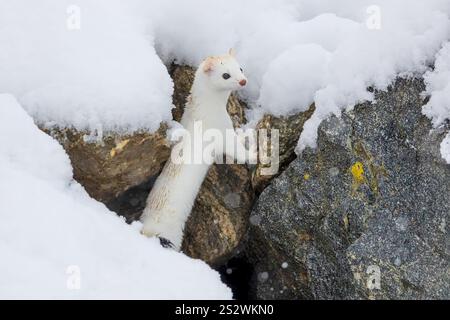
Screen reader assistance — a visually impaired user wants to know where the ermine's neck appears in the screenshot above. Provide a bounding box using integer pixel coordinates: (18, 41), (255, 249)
(189, 76), (230, 111)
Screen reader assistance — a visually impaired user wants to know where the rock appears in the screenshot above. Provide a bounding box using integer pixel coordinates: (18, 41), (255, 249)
(46, 126), (170, 204)
(245, 78), (450, 299)
(182, 164), (254, 265)
(170, 64), (195, 122)
(252, 105), (315, 193)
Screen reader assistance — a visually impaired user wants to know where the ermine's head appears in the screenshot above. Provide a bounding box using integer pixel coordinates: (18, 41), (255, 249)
(197, 48), (247, 92)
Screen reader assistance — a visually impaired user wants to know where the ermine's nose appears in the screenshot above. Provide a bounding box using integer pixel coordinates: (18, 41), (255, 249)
(239, 79), (247, 86)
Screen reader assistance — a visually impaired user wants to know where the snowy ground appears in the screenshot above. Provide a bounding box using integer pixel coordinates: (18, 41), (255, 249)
(0, 94), (231, 299)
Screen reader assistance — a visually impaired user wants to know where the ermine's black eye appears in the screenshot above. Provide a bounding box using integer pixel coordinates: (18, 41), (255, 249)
(222, 73), (231, 80)
(240, 68), (243, 72)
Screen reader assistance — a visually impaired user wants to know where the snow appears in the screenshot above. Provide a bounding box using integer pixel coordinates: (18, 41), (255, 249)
(441, 133), (450, 164)
(423, 43), (450, 127)
(423, 42), (450, 163)
(0, 94), (231, 299)
(258, 44), (331, 116)
(292, 1), (450, 152)
(0, 0), (173, 134)
(146, 0), (450, 153)
(0, 1), (449, 150)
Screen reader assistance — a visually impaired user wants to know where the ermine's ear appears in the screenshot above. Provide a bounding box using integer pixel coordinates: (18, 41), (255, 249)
(203, 57), (215, 73)
(228, 48), (236, 57)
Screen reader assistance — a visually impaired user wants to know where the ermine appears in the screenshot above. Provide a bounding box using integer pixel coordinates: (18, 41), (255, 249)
(140, 49), (255, 250)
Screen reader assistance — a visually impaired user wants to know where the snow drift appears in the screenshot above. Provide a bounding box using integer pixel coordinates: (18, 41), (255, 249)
(0, 0), (173, 134)
(0, 0), (449, 159)
(0, 94), (231, 299)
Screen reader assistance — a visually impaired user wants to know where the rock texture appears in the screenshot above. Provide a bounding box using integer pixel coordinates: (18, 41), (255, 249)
(245, 78), (450, 299)
(46, 127), (170, 204)
(183, 164), (254, 264)
(252, 105), (315, 194)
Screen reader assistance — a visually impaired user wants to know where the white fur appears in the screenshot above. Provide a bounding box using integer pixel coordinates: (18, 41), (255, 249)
(140, 51), (250, 250)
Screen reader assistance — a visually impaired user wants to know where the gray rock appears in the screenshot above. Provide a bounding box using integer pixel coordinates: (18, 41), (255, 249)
(245, 78), (450, 299)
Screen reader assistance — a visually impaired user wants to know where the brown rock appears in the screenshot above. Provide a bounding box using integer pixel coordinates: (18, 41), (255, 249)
(252, 105), (315, 193)
(170, 64), (195, 122)
(45, 126), (170, 204)
(182, 164), (254, 265)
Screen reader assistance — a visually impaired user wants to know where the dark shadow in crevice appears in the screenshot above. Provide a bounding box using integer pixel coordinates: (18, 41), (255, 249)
(105, 175), (159, 223)
(217, 256), (254, 300)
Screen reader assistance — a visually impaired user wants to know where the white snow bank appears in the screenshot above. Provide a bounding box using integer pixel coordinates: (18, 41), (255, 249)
(423, 42), (450, 163)
(440, 133), (450, 164)
(0, 94), (231, 299)
(291, 1), (450, 152)
(0, 0), (173, 134)
(423, 42), (450, 127)
(258, 44), (331, 117)
(1, 1), (450, 151)
(146, 0), (450, 152)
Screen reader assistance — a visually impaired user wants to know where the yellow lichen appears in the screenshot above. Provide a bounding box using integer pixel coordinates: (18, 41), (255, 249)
(351, 141), (388, 197)
(351, 161), (365, 183)
(304, 173), (310, 180)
